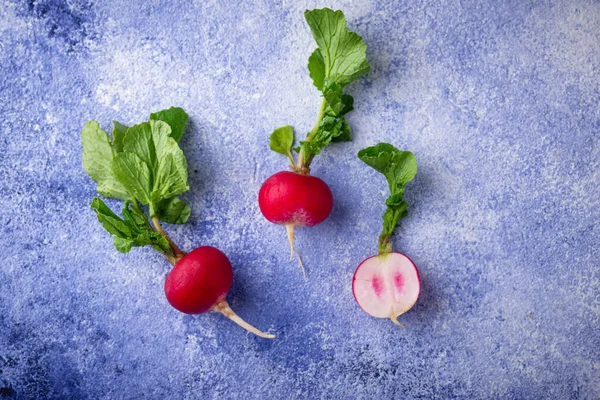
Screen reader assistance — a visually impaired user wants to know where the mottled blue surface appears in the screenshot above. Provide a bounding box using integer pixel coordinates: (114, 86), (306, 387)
(0, 0), (599, 398)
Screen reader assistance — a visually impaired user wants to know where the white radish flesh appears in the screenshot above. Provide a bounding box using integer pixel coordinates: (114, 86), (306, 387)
(352, 252), (420, 324)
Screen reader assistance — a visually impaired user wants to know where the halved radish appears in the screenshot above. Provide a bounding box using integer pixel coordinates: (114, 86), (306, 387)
(352, 252), (420, 325)
(354, 143), (420, 326)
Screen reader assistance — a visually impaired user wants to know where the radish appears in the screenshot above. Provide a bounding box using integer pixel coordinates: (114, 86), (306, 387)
(353, 252), (421, 326)
(259, 8), (370, 275)
(258, 171), (333, 276)
(165, 246), (275, 338)
(353, 143), (420, 326)
(82, 107), (275, 338)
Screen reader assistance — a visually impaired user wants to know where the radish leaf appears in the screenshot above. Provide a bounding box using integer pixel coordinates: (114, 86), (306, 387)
(322, 80), (353, 118)
(156, 197), (191, 224)
(150, 107), (189, 143)
(111, 121), (128, 153)
(307, 49), (325, 90)
(91, 197), (173, 255)
(82, 121), (130, 200)
(91, 197), (132, 237)
(293, 9), (368, 171)
(110, 152), (153, 204)
(304, 8), (370, 87)
(114, 120), (189, 216)
(269, 125), (294, 157)
(82, 107), (191, 258)
(264, 9), (368, 172)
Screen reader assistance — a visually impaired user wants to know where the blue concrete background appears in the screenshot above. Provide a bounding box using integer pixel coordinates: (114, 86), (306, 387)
(0, 0), (599, 398)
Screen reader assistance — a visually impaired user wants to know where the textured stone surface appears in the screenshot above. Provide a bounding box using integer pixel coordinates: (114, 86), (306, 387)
(1, 0), (599, 398)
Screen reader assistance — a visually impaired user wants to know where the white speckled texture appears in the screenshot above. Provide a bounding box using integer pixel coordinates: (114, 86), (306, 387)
(0, 0), (599, 398)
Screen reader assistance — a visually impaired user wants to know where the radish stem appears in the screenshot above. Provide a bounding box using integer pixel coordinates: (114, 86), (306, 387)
(378, 234), (393, 254)
(297, 99), (328, 172)
(152, 216), (185, 258)
(211, 300), (276, 339)
(308, 99), (328, 138)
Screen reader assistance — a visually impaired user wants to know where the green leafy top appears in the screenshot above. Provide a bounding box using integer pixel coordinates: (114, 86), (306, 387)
(81, 108), (190, 259)
(81, 120), (130, 200)
(358, 143), (417, 253)
(268, 8), (369, 173)
(150, 107), (189, 143)
(91, 197), (173, 255)
(110, 119), (189, 216)
(305, 8), (370, 89)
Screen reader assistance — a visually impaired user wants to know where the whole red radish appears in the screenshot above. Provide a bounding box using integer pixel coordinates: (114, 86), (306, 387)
(353, 143), (421, 326)
(82, 108), (275, 338)
(165, 247), (275, 338)
(259, 8), (370, 276)
(259, 171), (333, 276)
(259, 172), (333, 227)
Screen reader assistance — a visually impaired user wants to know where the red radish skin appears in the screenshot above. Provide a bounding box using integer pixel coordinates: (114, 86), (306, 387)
(352, 252), (420, 326)
(165, 246), (232, 314)
(259, 171), (333, 226)
(165, 246), (275, 338)
(258, 171), (333, 276)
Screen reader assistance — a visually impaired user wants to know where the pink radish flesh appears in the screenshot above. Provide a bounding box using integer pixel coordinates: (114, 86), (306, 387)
(352, 252), (420, 325)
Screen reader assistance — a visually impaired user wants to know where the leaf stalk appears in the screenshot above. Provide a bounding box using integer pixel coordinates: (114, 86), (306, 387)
(151, 215), (186, 259)
(297, 99), (328, 172)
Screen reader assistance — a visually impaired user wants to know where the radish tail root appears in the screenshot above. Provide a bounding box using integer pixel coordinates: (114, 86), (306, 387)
(212, 300), (275, 339)
(285, 223), (306, 279)
(390, 315), (406, 328)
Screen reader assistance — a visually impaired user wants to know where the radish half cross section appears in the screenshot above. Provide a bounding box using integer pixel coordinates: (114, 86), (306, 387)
(353, 252), (420, 325)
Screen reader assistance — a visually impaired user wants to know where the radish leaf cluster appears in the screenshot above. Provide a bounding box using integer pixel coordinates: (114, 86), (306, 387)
(82, 107), (191, 258)
(268, 8), (370, 173)
(358, 143), (417, 253)
(91, 198), (172, 255)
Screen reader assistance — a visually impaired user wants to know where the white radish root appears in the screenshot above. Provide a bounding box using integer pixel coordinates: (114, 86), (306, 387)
(285, 223), (306, 279)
